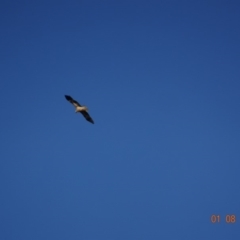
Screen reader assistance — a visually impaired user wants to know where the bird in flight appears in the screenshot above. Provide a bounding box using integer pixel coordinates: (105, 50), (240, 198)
(65, 95), (94, 124)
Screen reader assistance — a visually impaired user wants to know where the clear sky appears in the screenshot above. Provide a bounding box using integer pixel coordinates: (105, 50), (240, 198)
(1, 1), (240, 239)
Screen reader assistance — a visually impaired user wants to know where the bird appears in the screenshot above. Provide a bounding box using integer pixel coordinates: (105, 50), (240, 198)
(65, 95), (94, 124)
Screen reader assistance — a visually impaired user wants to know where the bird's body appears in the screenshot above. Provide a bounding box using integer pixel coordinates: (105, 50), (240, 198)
(65, 95), (94, 124)
(75, 106), (88, 112)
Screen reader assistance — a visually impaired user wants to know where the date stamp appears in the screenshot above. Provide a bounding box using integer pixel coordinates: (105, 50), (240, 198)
(211, 214), (236, 223)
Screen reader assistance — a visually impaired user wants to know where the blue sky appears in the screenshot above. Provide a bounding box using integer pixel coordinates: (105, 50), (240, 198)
(1, 1), (240, 239)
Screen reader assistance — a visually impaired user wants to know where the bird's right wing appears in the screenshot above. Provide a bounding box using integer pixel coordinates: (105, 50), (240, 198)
(81, 111), (94, 124)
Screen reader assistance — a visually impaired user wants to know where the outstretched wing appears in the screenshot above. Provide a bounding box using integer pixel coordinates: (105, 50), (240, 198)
(65, 95), (81, 107)
(81, 111), (94, 124)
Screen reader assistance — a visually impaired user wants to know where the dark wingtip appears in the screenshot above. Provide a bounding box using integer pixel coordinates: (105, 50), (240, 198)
(88, 119), (94, 124)
(65, 95), (71, 101)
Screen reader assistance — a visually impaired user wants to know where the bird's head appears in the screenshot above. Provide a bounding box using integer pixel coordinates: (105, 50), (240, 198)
(82, 106), (88, 111)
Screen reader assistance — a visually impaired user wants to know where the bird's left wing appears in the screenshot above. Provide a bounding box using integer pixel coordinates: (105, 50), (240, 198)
(65, 95), (81, 107)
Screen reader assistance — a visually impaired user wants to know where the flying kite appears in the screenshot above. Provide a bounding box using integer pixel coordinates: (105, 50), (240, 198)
(65, 95), (94, 124)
